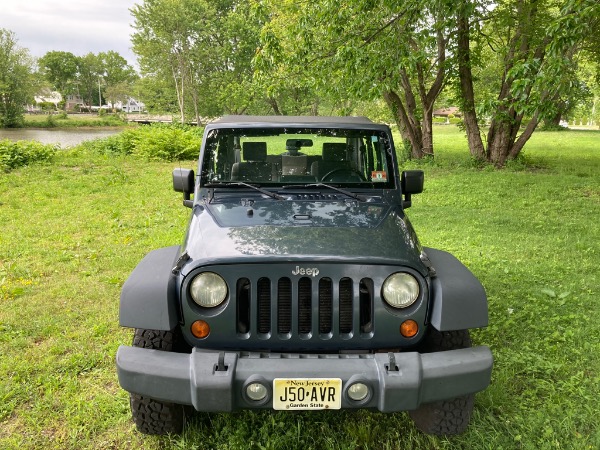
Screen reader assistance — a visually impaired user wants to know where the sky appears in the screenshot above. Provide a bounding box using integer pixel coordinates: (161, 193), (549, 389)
(0, 0), (140, 66)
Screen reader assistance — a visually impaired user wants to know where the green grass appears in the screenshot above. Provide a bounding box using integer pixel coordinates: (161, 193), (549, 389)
(23, 113), (128, 128)
(0, 126), (598, 449)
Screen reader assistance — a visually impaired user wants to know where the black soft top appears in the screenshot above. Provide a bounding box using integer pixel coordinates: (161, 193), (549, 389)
(206, 115), (389, 131)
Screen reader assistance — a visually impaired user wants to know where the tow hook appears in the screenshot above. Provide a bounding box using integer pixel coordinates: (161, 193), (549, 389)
(215, 352), (228, 372)
(386, 352), (399, 372)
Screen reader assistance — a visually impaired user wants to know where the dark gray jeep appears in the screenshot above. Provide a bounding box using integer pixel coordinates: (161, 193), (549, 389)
(116, 116), (492, 436)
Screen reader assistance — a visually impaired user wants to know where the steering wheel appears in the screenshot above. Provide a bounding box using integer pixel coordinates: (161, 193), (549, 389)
(321, 168), (366, 182)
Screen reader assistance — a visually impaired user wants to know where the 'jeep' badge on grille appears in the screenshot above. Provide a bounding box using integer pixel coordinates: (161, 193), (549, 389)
(291, 266), (320, 277)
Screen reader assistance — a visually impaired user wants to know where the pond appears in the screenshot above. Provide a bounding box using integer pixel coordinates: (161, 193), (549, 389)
(0, 128), (123, 147)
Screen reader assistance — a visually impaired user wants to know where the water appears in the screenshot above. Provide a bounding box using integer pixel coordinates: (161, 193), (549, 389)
(0, 128), (122, 147)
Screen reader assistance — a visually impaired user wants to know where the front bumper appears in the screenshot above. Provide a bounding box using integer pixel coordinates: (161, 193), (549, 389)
(116, 346), (493, 412)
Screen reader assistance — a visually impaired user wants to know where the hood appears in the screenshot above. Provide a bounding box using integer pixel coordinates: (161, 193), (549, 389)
(182, 199), (424, 270)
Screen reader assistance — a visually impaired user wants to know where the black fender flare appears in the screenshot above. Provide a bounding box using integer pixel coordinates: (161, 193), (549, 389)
(119, 246), (181, 330)
(424, 247), (488, 331)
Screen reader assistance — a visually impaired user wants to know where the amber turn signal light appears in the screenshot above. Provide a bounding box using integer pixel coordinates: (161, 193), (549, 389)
(191, 320), (210, 339)
(400, 320), (418, 338)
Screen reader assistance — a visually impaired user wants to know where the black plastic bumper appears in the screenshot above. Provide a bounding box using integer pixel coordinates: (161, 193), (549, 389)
(116, 346), (493, 411)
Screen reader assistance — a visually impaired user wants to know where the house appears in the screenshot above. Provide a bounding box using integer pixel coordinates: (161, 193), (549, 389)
(29, 90), (62, 112)
(65, 94), (85, 111)
(432, 107), (462, 118)
(121, 98), (146, 113)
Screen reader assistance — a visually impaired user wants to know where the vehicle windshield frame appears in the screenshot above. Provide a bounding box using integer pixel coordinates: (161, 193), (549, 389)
(198, 125), (397, 190)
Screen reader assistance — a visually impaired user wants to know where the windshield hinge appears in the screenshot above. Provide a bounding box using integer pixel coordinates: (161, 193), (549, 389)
(172, 251), (190, 274)
(420, 251), (437, 278)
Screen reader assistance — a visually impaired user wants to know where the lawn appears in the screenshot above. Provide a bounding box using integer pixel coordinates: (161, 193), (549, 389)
(0, 126), (598, 449)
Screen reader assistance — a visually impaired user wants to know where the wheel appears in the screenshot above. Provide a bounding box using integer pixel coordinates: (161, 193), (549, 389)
(408, 329), (475, 435)
(130, 393), (185, 435)
(321, 168), (366, 182)
(129, 328), (189, 435)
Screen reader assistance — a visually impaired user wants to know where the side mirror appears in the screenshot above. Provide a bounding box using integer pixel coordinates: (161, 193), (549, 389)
(401, 170), (424, 208)
(173, 168), (195, 208)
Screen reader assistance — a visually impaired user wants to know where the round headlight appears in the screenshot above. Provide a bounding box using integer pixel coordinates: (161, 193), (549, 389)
(190, 272), (228, 307)
(382, 273), (419, 308)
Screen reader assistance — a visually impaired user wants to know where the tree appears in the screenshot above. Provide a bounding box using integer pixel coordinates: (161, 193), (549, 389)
(76, 52), (103, 107)
(38, 51), (79, 109)
(131, 0), (263, 123)
(132, 0), (212, 123)
(256, 0), (455, 158)
(99, 51), (137, 109)
(105, 81), (131, 111)
(455, 0), (600, 166)
(0, 29), (35, 127)
(133, 75), (178, 113)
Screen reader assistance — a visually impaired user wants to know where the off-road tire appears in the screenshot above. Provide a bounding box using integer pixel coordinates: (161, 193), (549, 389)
(408, 329), (475, 435)
(130, 393), (185, 435)
(129, 328), (188, 435)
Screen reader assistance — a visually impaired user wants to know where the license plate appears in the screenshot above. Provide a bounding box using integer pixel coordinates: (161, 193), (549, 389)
(273, 378), (342, 410)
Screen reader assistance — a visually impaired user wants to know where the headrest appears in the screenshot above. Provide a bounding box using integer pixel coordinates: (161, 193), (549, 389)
(243, 142), (267, 161)
(322, 143), (347, 161)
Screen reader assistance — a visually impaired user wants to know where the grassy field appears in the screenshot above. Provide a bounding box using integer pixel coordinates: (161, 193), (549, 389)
(0, 126), (598, 449)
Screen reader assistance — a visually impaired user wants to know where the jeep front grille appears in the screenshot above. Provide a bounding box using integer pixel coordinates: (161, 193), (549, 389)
(236, 276), (374, 339)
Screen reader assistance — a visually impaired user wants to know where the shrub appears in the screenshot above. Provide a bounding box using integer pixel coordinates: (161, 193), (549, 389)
(131, 125), (202, 160)
(76, 124), (203, 161)
(0, 139), (58, 172)
(44, 114), (57, 128)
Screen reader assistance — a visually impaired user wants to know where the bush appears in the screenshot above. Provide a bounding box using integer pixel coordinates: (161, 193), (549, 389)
(0, 139), (58, 172)
(131, 125), (202, 160)
(76, 124), (203, 161)
(44, 114), (57, 128)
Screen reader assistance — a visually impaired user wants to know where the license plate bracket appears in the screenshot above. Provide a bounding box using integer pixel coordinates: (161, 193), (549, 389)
(273, 378), (342, 410)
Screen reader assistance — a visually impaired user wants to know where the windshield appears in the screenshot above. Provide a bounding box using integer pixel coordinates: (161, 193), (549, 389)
(200, 127), (395, 189)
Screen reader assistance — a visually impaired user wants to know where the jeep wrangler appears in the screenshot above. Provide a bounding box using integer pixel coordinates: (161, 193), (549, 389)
(116, 116), (492, 436)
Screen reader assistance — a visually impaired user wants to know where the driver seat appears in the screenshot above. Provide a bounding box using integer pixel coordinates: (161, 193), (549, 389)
(231, 142), (274, 182)
(311, 143), (351, 180)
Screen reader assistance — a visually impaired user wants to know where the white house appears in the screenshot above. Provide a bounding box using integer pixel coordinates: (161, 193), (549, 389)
(31, 90), (62, 110)
(121, 98), (146, 113)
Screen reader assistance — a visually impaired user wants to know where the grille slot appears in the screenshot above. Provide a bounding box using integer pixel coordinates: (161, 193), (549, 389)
(277, 278), (292, 334)
(236, 278), (251, 334)
(319, 278), (333, 334)
(257, 277), (271, 334)
(359, 278), (374, 333)
(339, 278), (353, 334)
(298, 277), (312, 334)
(239, 275), (373, 340)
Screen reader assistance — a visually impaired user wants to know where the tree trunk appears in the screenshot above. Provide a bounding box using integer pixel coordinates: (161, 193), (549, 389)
(267, 97), (282, 115)
(172, 66), (185, 124)
(486, 119), (513, 167)
(383, 90), (423, 159)
(456, 1), (485, 160)
(310, 99), (319, 116)
(399, 70), (425, 159)
(421, 108), (434, 157)
(543, 111), (561, 128)
(510, 115), (539, 159)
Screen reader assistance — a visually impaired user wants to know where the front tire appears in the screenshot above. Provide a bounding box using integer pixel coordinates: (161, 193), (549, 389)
(130, 393), (185, 435)
(408, 329), (475, 435)
(129, 328), (189, 435)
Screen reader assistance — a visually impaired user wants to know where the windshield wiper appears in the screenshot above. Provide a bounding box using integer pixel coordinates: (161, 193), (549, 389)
(281, 183), (367, 202)
(205, 182), (285, 200)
